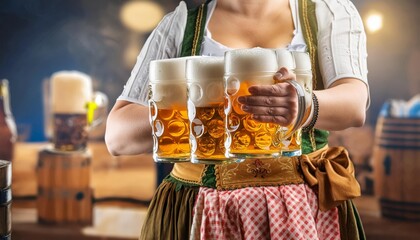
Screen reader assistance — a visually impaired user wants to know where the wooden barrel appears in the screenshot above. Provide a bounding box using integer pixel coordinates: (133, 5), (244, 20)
(373, 117), (420, 220)
(0, 160), (11, 240)
(36, 148), (93, 225)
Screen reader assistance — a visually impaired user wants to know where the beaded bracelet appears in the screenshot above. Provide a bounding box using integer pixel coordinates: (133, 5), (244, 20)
(302, 93), (319, 132)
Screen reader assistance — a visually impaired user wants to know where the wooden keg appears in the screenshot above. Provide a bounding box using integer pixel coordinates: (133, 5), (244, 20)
(0, 160), (11, 240)
(36, 148), (93, 225)
(373, 117), (420, 220)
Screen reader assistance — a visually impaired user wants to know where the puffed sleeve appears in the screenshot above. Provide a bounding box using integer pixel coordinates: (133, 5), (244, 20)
(117, 2), (188, 106)
(315, 0), (368, 89)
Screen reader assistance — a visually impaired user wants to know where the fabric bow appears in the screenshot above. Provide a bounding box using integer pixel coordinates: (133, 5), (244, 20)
(299, 146), (361, 211)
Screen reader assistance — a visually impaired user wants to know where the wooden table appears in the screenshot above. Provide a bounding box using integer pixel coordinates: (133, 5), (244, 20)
(12, 200), (147, 240)
(13, 223), (132, 240)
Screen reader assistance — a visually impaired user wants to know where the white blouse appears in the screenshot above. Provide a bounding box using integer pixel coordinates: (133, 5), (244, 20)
(118, 0), (368, 106)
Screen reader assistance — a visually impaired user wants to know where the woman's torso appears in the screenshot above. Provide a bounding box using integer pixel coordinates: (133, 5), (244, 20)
(201, 0), (307, 56)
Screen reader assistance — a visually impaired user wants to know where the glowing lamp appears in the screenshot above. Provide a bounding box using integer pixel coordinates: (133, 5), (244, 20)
(120, 1), (164, 33)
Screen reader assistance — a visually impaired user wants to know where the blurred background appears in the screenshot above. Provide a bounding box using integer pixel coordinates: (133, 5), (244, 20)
(0, 0), (419, 239)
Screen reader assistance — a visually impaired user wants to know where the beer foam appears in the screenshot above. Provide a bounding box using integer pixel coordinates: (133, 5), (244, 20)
(149, 56), (200, 83)
(149, 57), (197, 109)
(186, 57), (225, 107)
(224, 48), (278, 75)
(51, 71), (93, 114)
(276, 49), (295, 70)
(151, 83), (187, 109)
(291, 51), (312, 71)
(186, 56), (224, 82)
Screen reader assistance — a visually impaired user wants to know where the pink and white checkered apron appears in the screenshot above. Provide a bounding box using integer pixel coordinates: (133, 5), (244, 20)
(190, 184), (340, 240)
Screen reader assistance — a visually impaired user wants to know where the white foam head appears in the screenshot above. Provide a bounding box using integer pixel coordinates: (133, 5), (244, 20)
(276, 48), (295, 70)
(186, 57), (225, 106)
(149, 56), (200, 83)
(149, 57), (200, 108)
(292, 51), (312, 71)
(186, 56), (224, 83)
(50, 71), (92, 114)
(224, 48), (278, 75)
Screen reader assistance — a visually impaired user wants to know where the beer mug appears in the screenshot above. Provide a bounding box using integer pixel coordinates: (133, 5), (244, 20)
(149, 57), (194, 163)
(186, 57), (241, 164)
(291, 51), (313, 114)
(48, 71), (108, 152)
(274, 49), (312, 157)
(224, 48), (306, 159)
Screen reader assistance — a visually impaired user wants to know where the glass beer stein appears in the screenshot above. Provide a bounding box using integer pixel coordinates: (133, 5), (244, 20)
(291, 51), (313, 116)
(186, 56), (241, 164)
(149, 57), (194, 163)
(273, 49), (313, 157)
(48, 71), (108, 152)
(224, 48), (307, 159)
(279, 51), (314, 156)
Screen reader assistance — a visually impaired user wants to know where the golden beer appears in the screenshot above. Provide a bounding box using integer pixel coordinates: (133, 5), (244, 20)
(224, 48), (307, 159)
(276, 126), (302, 156)
(151, 108), (190, 161)
(226, 78), (283, 158)
(186, 56), (237, 164)
(190, 105), (226, 162)
(149, 57), (197, 162)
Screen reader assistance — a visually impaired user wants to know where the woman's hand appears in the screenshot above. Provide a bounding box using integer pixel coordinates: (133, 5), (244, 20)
(237, 68), (298, 126)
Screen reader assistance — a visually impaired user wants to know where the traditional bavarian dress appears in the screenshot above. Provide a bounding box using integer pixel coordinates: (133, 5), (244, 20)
(118, 0), (369, 239)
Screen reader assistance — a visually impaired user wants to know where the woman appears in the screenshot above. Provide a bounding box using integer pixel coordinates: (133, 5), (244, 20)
(105, 0), (369, 239)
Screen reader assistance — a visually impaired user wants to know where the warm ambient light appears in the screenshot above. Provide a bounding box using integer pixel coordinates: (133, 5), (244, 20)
(120, 1), (164, 33)
(365, 12), (383, 33)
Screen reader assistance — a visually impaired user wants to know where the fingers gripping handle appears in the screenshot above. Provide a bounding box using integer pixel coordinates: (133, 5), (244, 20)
(275, 80), (307, 141)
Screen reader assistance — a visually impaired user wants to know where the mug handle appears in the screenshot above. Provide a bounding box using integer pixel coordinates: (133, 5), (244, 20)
(86, 91), (108, 129)
(274, 79), (307, 141)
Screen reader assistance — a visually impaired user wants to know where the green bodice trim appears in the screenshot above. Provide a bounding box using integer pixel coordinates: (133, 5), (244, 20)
(201, 165), (216, 188)
(175, 0), (329, 188)
(180, 2), (208, 57)
(302, 129), (329, 154)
